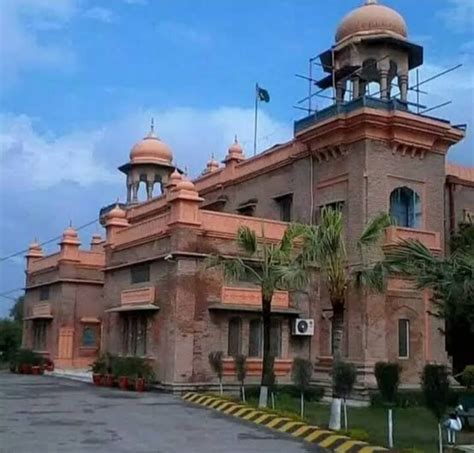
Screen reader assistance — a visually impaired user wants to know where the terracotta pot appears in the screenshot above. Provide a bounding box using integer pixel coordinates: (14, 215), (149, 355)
(20, 364), (32, 374)
(31, 366), (41, 375)
(104, 374), (115, 387)
(118, 376), (129, 391)
(135, 378), (146, 392)
(44, 362), (54, 372)
(92, 374), (103, 386)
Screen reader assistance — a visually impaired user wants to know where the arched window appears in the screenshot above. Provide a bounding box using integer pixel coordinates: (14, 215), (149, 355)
(389, 187), (422, 228)
(82, 326), (96, 347)
(249, 319), (262, 357)
(227, 317), (242, 356)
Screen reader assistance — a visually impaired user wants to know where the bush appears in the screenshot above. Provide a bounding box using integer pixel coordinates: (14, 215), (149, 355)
(111, 357), (155, 382)
(338, 428), (370, 442)
(333, 361), (357, 399)
(374, 362), (401, 404)
(89, 355), (107, 374)
(245, 384), (324, 402)
(292, 358), (313, 392)
(0, 319), (22, 363)
(422, 364), (450, 420)
(10, 349), (44, 368)
(462, 365), (474, 389)
(234, 354), (247, 384)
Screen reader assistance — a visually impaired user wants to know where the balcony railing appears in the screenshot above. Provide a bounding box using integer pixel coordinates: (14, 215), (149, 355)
(384, 226), (441, 252)
(221, 286), (289, 308)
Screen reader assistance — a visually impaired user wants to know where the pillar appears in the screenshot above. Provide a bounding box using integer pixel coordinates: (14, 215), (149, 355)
(351, 77), (360, 100)
(336, 80), (346, 103)
(380, 70), (389, 100)
(398, 74), (409, 103)
(146, 181), (153, 200)
(126, 183), (132, 203)
(132, 182), (139, 203)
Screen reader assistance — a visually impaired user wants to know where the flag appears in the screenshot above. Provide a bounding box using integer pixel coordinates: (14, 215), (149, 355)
(256, 85), (270, 103)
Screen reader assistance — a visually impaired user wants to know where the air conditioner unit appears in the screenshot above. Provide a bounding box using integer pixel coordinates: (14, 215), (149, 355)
(292, 318), (314, 336)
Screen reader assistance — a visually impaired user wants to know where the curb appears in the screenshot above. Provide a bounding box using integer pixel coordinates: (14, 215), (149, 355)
(182, 392), (388, 453)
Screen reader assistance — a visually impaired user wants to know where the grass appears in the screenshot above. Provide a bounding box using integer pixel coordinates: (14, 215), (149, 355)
(247, 394), (474, 453)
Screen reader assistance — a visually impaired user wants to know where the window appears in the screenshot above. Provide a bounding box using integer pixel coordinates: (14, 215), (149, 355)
(82, 326), (97, 347)
(237, 199), (257, 217)
(227, 317), (242, 356)
(122, 314), (148, 356)
(315, 201), (345, 223)
(275, 194), (293, 222)
(390, 187), (422, 229)
(33, 321), (48, 350)
(249, 319), (262, 357)
(270, 319), (282, 358)
(39, 286), (50, 301)
(131, 263), (150, 284)
(398, 319), (410, 359)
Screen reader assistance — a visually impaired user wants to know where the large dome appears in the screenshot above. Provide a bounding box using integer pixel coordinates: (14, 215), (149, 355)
(335, 0), (407, 43)
(129, 124), (173, 165)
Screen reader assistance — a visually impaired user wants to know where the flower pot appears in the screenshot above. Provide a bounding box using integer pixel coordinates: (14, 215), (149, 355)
(92, 374), (103, 386)
(31, 366), (41, 375)
(20, 364), (32, 374)
(135, 378), (146, 392)
(104, 374), (115, 387)
(118, 376), (129, 391)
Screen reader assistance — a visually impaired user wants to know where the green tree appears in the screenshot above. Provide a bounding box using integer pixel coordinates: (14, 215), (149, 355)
(291, 357), (313, 418)
(301, 207), (392, 429)
(9, 295), (24, 323)
(0, 319), (22, 363)
(208, 224), (309, 407)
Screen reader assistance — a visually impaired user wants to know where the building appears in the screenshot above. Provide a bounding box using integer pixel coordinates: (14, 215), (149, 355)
(23, 0), (473, 392)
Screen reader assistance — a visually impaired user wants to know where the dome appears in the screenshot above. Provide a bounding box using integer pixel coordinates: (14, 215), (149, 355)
(335, 0), (407, 43)
(130, 122), (173, 165)
(62, 226), (78, 240)
(175, 177), (196, 192)
(169, 168), (182, 184)
(203, 155), (219, 174)
(91, 233), (102, 244)
(107, 205), (127, 220)
(228, 136), (243, 155)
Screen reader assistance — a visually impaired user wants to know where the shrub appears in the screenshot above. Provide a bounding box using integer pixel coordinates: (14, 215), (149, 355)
(89, 355), (107, 374)
(292, 358), (313, 392)
(234, 354), (247, 385)
(10, 349), (44, 368)
(208, 351), (224, 394)
(374, 362), (401, 404)
(338, 428), (370, 442)
(333, 361), (357, 399)
(245, 384), (324, 402)
(422, 364), (450, 420)
(462, 365), (474, 389)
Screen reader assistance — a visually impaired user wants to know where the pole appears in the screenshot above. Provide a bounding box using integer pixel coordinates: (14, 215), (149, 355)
(438, 423), (443, 453)
(309, 58), (313, 114)
(254, 83), (259, 156)
(388, 409), (393, 449)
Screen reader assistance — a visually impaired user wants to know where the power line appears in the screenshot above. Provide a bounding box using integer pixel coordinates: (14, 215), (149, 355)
(0, 218), (99, 264)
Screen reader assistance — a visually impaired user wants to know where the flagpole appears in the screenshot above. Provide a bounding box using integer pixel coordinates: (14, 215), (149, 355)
(253, 83), (258, 156)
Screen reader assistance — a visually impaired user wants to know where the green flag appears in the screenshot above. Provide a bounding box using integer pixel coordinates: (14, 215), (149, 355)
(257, 85), (270, 103)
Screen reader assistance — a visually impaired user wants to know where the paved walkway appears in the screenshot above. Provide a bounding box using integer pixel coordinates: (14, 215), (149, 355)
(0, 372), (321, 453)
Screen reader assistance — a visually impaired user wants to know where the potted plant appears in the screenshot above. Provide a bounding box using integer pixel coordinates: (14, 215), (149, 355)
(31, 354), (45, 375)
(113, 357), (131, 390)
(43, 358), (54, 372)
(134, 359), (155, 392)
(103, 354), (116, 387)
(16, 349), (37, 374)
(90, 355), (107, 386)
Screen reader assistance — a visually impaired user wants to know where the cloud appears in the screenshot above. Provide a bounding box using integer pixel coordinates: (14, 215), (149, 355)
(83, 7), (118, 24)
(0, 0), (78, 84)
(439, 0), (474, 32)
(156, 21), (213, 48)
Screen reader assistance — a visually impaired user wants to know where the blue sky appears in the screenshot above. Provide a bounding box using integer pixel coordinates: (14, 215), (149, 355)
(0, 0), (473, 315)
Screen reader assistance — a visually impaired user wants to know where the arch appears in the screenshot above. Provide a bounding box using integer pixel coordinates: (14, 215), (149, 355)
(389, 186), (422, 228)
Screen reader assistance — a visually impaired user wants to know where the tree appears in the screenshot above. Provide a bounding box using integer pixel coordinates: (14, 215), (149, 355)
(208, 351), (224, 395)
(291, 358), (313, 418)
(333, 361), (357, 429)
(9, 295), (24, 323)
(234, 354), (247, 402)
(374, 362), (401, 405)
(301, 207), (392, 428)
(208, 224), (309, 407)
(0, 319), (22, 363)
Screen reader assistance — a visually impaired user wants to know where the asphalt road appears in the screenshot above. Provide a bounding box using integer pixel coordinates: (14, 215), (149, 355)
(0, 372), (321, 453)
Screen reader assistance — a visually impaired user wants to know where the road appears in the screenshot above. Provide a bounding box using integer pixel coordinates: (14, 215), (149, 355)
(0, 372), (321, 453)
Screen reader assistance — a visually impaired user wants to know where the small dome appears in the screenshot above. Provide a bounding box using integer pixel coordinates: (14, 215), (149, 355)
(228, 136), (243, 155)
(130, 121), (173, 165)
(203, 156), (219, 174)
(62, 226), (78, 240)
(176, 177), (196, 192)
(29, 239), (42, 250)
(91, 233), (102, 244)
(335, 0), (407, 43)
(107, 205), (127, 220)
(169, 168), (182, 184)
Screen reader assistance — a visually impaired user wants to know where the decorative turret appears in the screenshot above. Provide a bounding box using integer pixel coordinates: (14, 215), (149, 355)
(166, 168), (182, 191)
(105, 205), (129, 244)
(119, 119), (175, 204)
(90, 233), (103, 252)
(223, 136), (245, 165)
(59, 225), (81, 261)
(202, 155), (220, 175)
(26, 240), (43, 271)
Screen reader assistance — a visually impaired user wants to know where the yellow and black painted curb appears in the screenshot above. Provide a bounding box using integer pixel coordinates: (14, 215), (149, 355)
(182, 392), (388, 453)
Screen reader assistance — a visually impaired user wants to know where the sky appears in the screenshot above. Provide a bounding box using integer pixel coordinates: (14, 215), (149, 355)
(0, 0), (473, 316)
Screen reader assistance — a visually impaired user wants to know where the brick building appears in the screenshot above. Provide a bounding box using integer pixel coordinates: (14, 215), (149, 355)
(23, 0), (473, 392)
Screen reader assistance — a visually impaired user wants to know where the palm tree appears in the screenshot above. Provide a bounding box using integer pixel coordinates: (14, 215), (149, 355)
(302, 207), (392, 429)
(208, 224), (309, 407)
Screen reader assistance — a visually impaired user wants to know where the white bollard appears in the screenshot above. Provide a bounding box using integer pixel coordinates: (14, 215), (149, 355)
(388, 409), (393, 449)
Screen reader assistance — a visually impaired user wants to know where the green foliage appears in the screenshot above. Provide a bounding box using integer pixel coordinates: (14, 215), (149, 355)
(234, 354), (247, 384)
(0, 319), (22, 362)
(421, 364), (450, 421)
(374, 362), (401, 404)
(291, 358), (313, 392)
(111, 356), (155, 381)
(89, 355), (108, 374)
(9, 296), (24, 323)
(462, 365), (474, 389)
(450, 222), (474, 254)
(208, 351), (224, 380)
(338, 428), (370, 442)
(10, 348), (44, 369)
(333, 361), (357, 399)
(245, 385), (324, 402)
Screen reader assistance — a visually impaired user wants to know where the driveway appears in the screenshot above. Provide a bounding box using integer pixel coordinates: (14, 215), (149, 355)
(0, 372), (321, 453)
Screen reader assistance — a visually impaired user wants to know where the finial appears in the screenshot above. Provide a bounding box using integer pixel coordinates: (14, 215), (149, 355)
(184, 165), (188, 176)
(211, 152), (215, 159)
(365, 0), (378, 4)
(234, 134), (238, 143)
(69, 219), (73, 227)
(150, 117), (155, 132)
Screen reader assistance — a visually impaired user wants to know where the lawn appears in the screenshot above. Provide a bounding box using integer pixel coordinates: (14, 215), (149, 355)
(247, 394), (474, 453)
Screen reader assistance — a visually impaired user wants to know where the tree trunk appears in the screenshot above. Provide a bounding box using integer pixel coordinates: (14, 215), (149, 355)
(332, 303), (344, 360)
(259, 295), (274, 408)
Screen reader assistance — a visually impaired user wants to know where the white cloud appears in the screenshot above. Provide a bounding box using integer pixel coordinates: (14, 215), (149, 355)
(84, 7), (118, 24)
(156, 21), (213, 48)
(0, 0), (79, 84)
(0, 107), (291, 190)
(439, 0), (474, 32)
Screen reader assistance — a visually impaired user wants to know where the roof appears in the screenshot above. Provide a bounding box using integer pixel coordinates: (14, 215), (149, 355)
(446, 163), (474, 184)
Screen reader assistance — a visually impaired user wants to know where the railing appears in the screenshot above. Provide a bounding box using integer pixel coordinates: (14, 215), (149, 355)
(28, 253), (60, 273)
(221, 287), (289, 308)
(78, 251), (105, 267)
(114, 212), (170, 246)
(121, 287), (155, 306)
(384, 226), (441, 252)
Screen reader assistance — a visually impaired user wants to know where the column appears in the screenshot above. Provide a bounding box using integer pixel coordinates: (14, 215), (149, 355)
(126, 183), (132, 203)
(351, 77), (360, 100)
(132, 182), (139, 203)
(336, 80), (346, 103)
(380, 70), (389, 100)
(398, 74), (409, 103)
(359, 80), (367, 98)
(146, 181), (153, 200)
